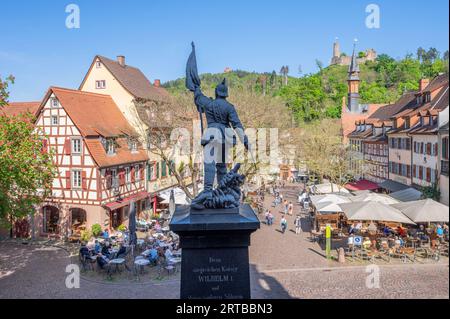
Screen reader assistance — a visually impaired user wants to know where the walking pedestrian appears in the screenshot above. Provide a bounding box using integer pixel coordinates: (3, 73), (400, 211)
(280, 215), (287, 234)
(265, 209), (270, 225)
(294, 215), (302, 235)
(288, 201), (293, 216)
(283, 199), (288, 214)
(268, 212), (274, 226)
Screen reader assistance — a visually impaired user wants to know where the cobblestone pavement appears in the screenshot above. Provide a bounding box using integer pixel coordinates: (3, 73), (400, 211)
(0, 183), (448, 299)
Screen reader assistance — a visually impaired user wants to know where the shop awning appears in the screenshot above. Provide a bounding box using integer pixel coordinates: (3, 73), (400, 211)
(378, 179), (409, 193)
(345, 179), (380, 191)
(104, 191), (150, 211)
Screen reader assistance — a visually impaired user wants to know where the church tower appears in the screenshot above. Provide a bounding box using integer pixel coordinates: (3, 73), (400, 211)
(347, 42), (360, 113)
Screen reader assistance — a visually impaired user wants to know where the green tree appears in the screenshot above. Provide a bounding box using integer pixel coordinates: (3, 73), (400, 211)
(0, 78), (56, 235)
(0, 75), (15, 107)
(0, 113), (56, 233)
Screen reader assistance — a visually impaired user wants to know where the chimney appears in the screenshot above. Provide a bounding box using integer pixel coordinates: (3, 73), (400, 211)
(419, 78), (429, 91)
(154, 79), (161, 88)
(117, 55), (126, 67)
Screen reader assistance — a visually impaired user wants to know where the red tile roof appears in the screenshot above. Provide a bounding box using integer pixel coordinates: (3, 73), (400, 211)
(0, 102), (40, 117)
(80, 55), (170, 103)
(39, 87), (148, 168)
(48, 87), (136, 137)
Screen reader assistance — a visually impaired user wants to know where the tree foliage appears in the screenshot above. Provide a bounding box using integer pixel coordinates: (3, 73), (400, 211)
(0, 113), (56, 228)
(163, 47), (448, 125)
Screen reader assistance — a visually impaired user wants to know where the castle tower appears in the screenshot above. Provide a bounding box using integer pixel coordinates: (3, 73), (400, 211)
(333, 38), (340, 58)
(347, 42), (360, 113)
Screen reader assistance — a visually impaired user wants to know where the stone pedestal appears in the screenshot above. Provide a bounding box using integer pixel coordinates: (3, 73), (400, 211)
(169, 204), (260, 299)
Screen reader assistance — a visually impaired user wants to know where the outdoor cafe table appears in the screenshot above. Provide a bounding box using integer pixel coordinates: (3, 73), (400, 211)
(109, 258), (126, 274)
(134, 258), (150, 278)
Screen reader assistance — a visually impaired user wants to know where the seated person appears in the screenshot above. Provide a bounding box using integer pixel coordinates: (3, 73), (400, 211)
(396, 226), (407, 237)
(383, 225), (392, 236)
(164, 247), (174, 260)
(436, 225), (444, 239)
(148, 247), (159, 263)
(394, 236), (404, 248)
(101, 241), (111, 258)
(97, 254), (110, 269)
(79, 243), (92, 259)
(116, 243), (126, 258)
(362, 237), (372, 250)
(94, 240), (101, 255)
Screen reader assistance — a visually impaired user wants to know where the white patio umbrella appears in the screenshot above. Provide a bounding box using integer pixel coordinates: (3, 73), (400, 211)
(315, 201), (344, 213)
(310, 194), (351, 206)
(392, 199), (449, 223)
(339, 201), (415, 224)
(350, 193), (399, 205)
(311, 183), (350, 194)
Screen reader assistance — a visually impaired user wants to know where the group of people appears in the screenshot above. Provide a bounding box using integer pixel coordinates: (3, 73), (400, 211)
(346, 222), (449, 252)
(264, 183), (304, 235)
(79, 239), (128, 270)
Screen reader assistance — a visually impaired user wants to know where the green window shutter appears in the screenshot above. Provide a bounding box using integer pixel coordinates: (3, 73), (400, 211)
(169, 160), (174, 175)
(161, 161), (167, 177)
(156, 162), (160, 179)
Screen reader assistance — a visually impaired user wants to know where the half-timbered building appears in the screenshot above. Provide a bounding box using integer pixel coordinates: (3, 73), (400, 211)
(33, 87), (149, 238)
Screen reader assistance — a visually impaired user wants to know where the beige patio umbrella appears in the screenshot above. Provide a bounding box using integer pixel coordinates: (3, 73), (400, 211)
(339, 201), (415, 224)
(350, 193), (399, 205)
(315, 201), (345, 213)
(310, 194), (351, 206)
(392, 199), (449, 223)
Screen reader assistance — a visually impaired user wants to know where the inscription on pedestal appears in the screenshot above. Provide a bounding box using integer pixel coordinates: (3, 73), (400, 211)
(181, 247), (250, 299)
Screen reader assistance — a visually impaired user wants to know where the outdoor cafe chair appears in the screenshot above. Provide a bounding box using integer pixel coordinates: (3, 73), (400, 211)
(79, 253), (96, 271)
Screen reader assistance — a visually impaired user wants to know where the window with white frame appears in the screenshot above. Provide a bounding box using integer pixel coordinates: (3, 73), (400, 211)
(125, 167), (131, 183)
(96, 61), (102, 68)
(51, 98), (59, 107)
(51, 115), (59, 125)
(106, 139), (115, 155)
(72, 170), (82, 189)
(134, 164), (140, 180)
(111, 169), (118, 188)
(71, 138), (82, 154)
(95, 80), (106, 89)
(129, 139), (138, 152)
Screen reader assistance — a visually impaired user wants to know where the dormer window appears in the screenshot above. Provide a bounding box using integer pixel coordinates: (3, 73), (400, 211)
(106, 139), (116, 155)
(416, 96), (422, 105)
(129, 138), (138, 152)
(425, 93), (431, 103)
(405, 118), (410, 129)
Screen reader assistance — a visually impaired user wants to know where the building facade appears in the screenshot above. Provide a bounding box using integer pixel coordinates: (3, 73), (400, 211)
(33, 87), (149, 238)
(79, 55), (193, 207)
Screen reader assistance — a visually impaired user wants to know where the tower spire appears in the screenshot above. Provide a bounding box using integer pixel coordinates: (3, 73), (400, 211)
(347, 39), (360, 112)
(348, 39), (360, 77)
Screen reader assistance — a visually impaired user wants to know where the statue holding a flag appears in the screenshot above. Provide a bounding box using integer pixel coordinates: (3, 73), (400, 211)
(186, 42), (249, 210)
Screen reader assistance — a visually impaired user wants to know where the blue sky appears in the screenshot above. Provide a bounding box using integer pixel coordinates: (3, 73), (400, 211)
(1, 0), (449, 101)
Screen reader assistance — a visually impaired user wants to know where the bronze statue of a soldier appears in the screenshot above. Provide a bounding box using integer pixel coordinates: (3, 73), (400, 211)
(186, 43), (249, 210)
